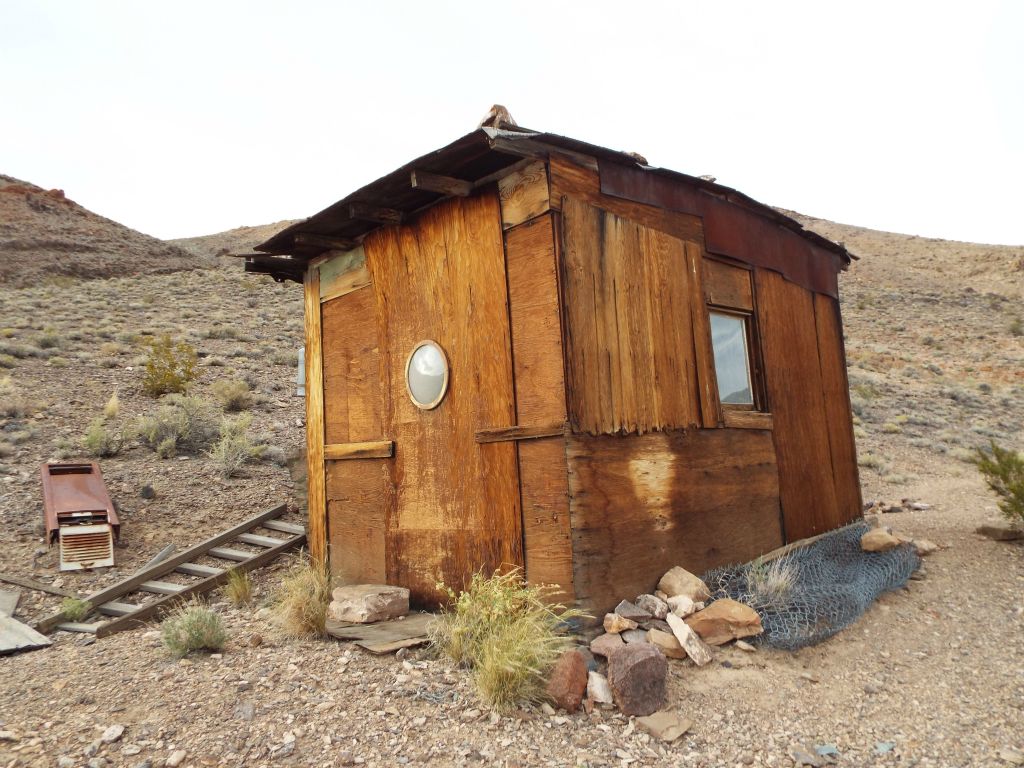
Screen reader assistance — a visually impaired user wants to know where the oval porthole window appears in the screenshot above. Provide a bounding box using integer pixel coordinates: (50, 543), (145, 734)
(405, 340), (449, 410)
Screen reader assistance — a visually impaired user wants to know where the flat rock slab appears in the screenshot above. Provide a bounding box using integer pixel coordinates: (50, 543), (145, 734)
(0, 590), (19, 618)
(685, 598), (763, 646)
(657, 566), (710, 602)
(590, 632), (625, 659)
(636, 710), (692, 742)
(666, 612), (713, 665)
(0, 613), (52, 656)
(328, 584), (409, 623)
(976, 523), (1024, 541)
(326, 612), (433, 654)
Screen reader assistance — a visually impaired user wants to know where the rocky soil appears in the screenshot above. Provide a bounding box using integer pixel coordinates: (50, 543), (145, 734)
(0, 201), (1021, 767)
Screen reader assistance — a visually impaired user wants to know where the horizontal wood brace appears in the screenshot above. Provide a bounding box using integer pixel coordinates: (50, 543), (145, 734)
(487, 136), (599, 171)
(475, 423), (566, 443)
(722, 410), (774, 430)
(410, 170), (473, 197)
(349, 202), (403, 225)
(324, 440), (395, 460)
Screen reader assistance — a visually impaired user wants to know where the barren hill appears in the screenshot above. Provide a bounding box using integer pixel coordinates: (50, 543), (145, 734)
(171, 220), (301, 259)
(0, 174), (209, 287)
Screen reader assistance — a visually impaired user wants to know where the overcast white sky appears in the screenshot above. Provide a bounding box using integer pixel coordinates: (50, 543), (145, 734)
(2, 1), (1022, 245)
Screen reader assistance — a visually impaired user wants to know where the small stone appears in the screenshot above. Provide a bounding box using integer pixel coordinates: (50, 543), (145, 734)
(657, 566), (711, 602)
(338, 750), (355, 765)
(237, 681), (251, 692)
(234, 701), (255, 721)
(273, 741), (295, 759)
(665, 612), (713, 666)
(545, 649), (588, 713)
(140, 484), (156, 499)
(666, 594), (698, 618)
(912, 538), (939, 556)
(586, 671), (614, 705)
(685, 599), (763, 645)
(621, 628), (650, 644)
(249, 633), (263, 647)
(603, 613), (638, 633)
(734, 639), (757, 652)
(84, 740), (101, 757)
(590, 632), (625, 659)
(636, 710), (692, 742)
(861, 528), (902, 552)
(132, 762), (153, 768)
(635, 594), (669, 619)
(0, 731), (19, 742)
(328, 584), (409, 623)
(976, 523), (1024, 541)
(88, 758), (107, 768)
(122, 744), (142, 756)
(607, 643), (667, 716)
(539, 702), (556, 716)
(58, 758), (75, 768)
(647, 628), (687, 659)
(167, 750), (187, 767)
(999, 746), (1024, 765)
(614, 600), (652, 623)
(101, 724), (125, 744)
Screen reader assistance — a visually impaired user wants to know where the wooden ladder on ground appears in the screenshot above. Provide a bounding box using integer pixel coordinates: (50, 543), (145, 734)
(35, 504), (305, 639)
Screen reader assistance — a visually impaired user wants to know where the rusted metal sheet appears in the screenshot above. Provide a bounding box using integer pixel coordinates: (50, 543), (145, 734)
(41, 462), (120, 570)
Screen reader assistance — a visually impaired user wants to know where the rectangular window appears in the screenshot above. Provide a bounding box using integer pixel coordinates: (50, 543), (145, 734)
(709, 311), (754, 406)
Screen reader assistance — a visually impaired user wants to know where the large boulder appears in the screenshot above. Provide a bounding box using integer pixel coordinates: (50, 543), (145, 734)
(328, 584), (409, 624)
(684, 599), (763, 646)
(545, 649), (588, 713)
(607, 643), (668, 716)
(657, 567), (711, 603)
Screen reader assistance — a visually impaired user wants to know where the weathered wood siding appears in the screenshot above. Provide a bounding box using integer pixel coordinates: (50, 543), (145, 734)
(362, 191), (522, 605)
(567, 429), (784, 613)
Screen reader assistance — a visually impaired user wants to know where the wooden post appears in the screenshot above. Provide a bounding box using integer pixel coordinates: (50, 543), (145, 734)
(304, 265), (327, 566)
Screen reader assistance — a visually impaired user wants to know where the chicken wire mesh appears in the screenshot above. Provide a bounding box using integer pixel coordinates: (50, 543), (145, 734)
(702, 523), (920, 650)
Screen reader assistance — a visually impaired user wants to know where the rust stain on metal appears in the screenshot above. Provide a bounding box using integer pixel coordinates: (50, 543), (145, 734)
(40, 462), (120, 571)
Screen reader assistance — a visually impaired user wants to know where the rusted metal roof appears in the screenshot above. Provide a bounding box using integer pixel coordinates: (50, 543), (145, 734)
(251, 125), (852, 281)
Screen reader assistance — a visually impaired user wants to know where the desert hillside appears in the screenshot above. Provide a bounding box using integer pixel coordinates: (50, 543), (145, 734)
(171, 220), (301, 259)
(0, 174), (209, 287)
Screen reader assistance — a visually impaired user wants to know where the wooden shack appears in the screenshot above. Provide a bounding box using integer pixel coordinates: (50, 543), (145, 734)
(247, 123), (862, 614)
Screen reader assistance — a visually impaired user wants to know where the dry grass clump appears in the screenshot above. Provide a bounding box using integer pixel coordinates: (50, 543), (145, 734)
(103, 391), (120, 419)
(223, 567), (254, 606)
(142, 334), (198, 397)
(136, 394), (218, 457)
(160, 599), (226, 657)
(429, 569), (584, 711)
(82, 417), (124, 458)
(60, 597), (92, 622)
(211, 378), (253, 412)
(744, 556), (797, 610)
(208, 413), (264, 478)
(973, 441), (1024, 526)
(0, 375), (31, 418)
(271, 554), (331, 638)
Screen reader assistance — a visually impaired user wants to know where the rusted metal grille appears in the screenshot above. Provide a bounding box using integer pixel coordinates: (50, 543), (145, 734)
(58, 524), (114, 571)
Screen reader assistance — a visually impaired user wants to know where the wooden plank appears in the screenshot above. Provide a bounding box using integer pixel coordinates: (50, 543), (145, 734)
(685, 241), (722, 428)
(704, 258), (754, 311)
(755, 269), (840, 540)
(518, 437), (575, 601)
(96, 601), (138, 617)
(324, 440), (394, 460)
(326, 460), (389, 586)
(0, 613), (52, 655)
(548, 155), (703, 243)
(475, 424), (564, 443)
(262, 520), (306, 536)
(295, 232), (358, 251)
(137, 580), (185, 595)
(722, 410), (774, 430)
(35, 504), (288, 633)
(319, 264), (370, 304)
(96, 534), (305, 638)
(208, 547), (253, 562)
(349, 202), (402, 225)
(305, 264), (328, 566)
(411, 170), (472, 197)
(814, 293), (863, 524)
(560, 197), (701, 434)
(319, 247), (366, 297)
(363, 190), (522, 605)
(498, 160), (549, 229)
(142, 544), (176, 570)
(175, 563), (223, 578)
(0, 590), (19, 618)
(0, 572), (75, 598)
(567, 429), (784, 616)
(55, 622), (101, 634)
(487, 135), (600, 171)
(235, 533), (285, 548)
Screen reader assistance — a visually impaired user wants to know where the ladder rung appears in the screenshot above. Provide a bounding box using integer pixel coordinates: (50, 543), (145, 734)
(175, 563), (224, 578)
(208, 547), (252, 562)
(138, 580), (185, 595)
(56, 622), (102, 634)
(236, 533), (283, 548)
(97, 601), (138, 617)
(262, 520), (305, 535)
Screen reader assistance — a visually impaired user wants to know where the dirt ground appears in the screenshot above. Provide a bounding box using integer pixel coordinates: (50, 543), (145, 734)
(0, 213), (1022, 767)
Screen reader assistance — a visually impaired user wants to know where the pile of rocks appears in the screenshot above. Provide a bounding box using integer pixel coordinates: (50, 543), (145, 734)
(545, 565), (763, 727)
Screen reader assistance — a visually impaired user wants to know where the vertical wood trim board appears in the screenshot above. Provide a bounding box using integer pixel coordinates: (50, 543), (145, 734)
(303, 266), (327, 565)
(685, 241), (722, 428)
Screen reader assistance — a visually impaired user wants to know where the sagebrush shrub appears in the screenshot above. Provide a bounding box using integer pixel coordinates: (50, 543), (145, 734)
(208, 413), (264, 478)
(142, 334), (197, 397)
(82, 417), (123, 458)
(429, 569), (585, 711)
(212, 379), (253, 412)
(136, 395), (218, 455)
(271, 553), (331, 638)
(60, 597), (92, 622)
(973, 441), (1024, 525)
(161, 600), (226, 657)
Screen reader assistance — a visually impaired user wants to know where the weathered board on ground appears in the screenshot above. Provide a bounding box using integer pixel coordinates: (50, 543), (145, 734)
(1, 613), (52, 655)
(326, 612), (434, 654)
(0, 590), (20, 618)
(567, 429), (783, 614)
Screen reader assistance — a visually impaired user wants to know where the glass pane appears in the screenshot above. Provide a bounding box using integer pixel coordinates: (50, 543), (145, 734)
(407, 342), (447, 408)
(709, 312), (754, 405)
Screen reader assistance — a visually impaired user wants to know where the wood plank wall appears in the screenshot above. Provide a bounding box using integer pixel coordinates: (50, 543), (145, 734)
(568, 430), (783, 612)
(363, 191), (523, 605)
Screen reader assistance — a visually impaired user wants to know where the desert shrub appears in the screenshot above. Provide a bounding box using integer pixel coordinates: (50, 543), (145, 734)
(224, 567), (254, 606)
(141, 334), (198, 397)
(271, 553), (331, 638)
(0, 441), (13, 459)
(745, 556), (796, 610)
(0, 354), (16, 369)
(208, 413), (264, 478)
(35, 329), (60, 349)
(211, 379), (253, 412)
(1010, 317), (1023, 337)
(54, 438), (75, 460)
(160, 600), (226, 657)
(103, 391), (120, 420)
(0, 376), (30, 418)
(46, 356), (69, 367)
(0, 340), (46, 359)
(82, 418), (124, 458)
(260, 445), (289, 467)
(429, 569), (585, 711)
(60, 597), (92, 622)
(973, 441), (1024, 526)
(136, 395), (218, 455)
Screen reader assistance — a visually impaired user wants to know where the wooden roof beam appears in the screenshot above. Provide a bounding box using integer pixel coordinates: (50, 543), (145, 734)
(349, 202), (403, 226)
(410, 170), (473, 197)
(294, 232), (359, 251)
